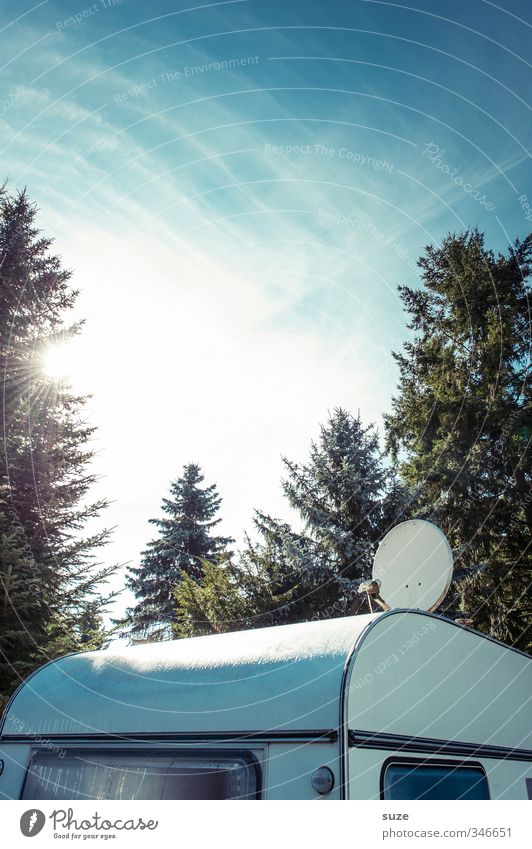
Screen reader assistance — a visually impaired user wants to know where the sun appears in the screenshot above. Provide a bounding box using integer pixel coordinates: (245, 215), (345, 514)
(42, 344), (70, 379)
(41, 339), (88, 384)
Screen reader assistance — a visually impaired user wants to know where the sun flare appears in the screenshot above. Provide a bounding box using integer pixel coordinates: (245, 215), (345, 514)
(41, 339), (88, 384)
(42, 344), (69, 378)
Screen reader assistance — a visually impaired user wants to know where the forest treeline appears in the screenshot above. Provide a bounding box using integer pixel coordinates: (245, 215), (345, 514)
(1, 185), (530, 709)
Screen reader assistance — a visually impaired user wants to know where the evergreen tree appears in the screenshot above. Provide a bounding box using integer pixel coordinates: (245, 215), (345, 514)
(384, 229), (531, 651)
(0, 505), (48, 703)
(125, 463), (233, 641)
(243, 511), (338, 621)
(0, 185), (116, 708)
(173, 551), (295, 637)
(245, 409), (405, 621)
(174, 410), (404, 637)
(174, 411), (405, 636)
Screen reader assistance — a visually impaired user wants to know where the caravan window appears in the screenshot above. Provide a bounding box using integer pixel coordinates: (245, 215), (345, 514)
(22, 749), (260, 800)
(382, 759), (489, 800)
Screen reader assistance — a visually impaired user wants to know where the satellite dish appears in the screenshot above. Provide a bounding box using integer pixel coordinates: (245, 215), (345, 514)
(371, 520), (453, 612)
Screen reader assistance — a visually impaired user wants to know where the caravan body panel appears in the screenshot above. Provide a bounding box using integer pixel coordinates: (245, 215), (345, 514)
(346, 612), (532, 799)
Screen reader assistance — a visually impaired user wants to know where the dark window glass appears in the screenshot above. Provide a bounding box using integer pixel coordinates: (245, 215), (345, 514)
(383, 762), (489, 800)
(22, 750), (258, 800)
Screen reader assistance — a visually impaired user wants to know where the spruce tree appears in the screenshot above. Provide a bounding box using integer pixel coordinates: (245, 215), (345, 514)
(173, 551), (295, 637)
(243, 511), (338, 622)
(174, 409), (404, 636)
(174, 411), (404, 636)
(0, 505), (47, 702)
(284, 408), (403, 587)
(0, 185), (116, 708)
(125, 463), (233, 641)
(248, 409), (405, 620)
(384, 229), (531, 651)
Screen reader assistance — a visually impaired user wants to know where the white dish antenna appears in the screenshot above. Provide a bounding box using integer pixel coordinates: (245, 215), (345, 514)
(369, 520), (453, 612)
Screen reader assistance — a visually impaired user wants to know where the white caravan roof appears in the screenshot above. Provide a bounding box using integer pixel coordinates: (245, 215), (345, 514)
(1, 613), (381, 737)
(2, 610), (530, 750)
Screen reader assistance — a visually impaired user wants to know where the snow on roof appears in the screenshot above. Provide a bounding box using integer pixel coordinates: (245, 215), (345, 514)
(2, 613), (381, 736)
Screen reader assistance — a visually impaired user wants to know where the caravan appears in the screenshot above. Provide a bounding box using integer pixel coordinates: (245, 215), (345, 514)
(1, 521), (530, 800)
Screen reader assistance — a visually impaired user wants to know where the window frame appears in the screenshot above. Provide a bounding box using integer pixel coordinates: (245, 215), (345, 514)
(379, 756), (490, 801)
(21, 746), (262, 801)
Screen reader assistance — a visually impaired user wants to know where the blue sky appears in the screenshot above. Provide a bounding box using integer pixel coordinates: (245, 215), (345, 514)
(1, 0), (531, 614)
